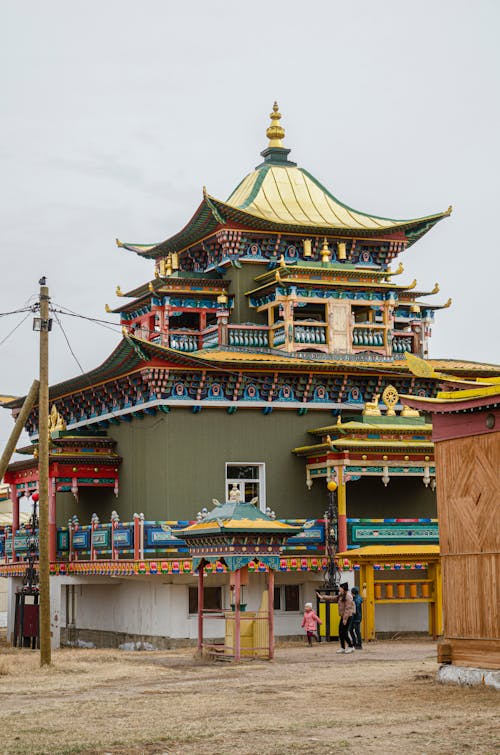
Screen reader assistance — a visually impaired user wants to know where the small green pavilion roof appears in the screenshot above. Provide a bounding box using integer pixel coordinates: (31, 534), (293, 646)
(179, 502), (302, 537)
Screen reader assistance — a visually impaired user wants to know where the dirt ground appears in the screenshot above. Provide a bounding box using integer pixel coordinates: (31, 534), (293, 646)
(0, 638), (497, 755)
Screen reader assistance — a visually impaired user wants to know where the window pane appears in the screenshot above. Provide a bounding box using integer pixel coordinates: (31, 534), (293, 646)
(243, 482), (259, 502)
(284, 585), (300, 612)
(273, 586), (281, 610)
(189, 587), (222, 614)
(227, 465), (259, 480)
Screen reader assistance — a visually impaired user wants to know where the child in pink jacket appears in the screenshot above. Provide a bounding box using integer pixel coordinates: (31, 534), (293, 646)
(301, 602), (322, 646)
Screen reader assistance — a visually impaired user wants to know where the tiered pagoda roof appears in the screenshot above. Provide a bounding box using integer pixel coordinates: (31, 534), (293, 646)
(119, 103), (451, 259)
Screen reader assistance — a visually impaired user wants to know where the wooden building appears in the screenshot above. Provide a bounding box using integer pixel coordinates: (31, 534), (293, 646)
(403, 360), (500, 682)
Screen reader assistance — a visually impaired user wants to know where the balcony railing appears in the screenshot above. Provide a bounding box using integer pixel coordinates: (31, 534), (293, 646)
(202, 326), (219, 349)
(392, 335), (413, 353)
(352, 327), (385, 348)
(228, 326), (269, 348)
(294, 324), (327, 345)
(168, 331), (199, 352)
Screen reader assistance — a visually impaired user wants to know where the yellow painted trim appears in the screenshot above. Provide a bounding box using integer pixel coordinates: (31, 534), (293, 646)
(337, 466), (346, 517)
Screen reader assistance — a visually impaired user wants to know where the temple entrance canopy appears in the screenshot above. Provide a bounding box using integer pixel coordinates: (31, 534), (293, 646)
(179, 500), (301, 660)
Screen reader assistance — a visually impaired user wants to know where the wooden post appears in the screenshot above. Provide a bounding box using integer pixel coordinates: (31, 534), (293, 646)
(283, 300), (294, 353)
(197, 564), (204, 652)
(337, 466), (347, 553)
(48, 478), (56, 563)
(10, 485), (19, 563)
(435, 559), (443, 637)
(429, 560), (443, 639)
(234, 569), (241, 662)
(268, 569), (275, 659)
(363, 563), (376, 641)
(38, 282), (51, 666)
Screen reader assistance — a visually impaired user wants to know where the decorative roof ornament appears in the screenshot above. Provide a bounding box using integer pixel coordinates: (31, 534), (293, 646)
(48, 404), (66, 435)
(363, 394), (382, 416)
(320, 238), (330, 263)
(266, 101), (285, 148)
(382, 385), (399, 416)
(401, 404), (421, 418)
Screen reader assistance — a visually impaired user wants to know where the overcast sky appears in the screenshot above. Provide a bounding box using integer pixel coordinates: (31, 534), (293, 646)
(1, 0), (499, 453)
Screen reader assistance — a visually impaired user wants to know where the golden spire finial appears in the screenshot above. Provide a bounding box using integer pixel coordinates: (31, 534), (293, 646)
(266, 101), (285, 148)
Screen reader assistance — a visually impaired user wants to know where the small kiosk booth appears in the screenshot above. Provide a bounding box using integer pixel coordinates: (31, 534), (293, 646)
(180, 501), (301, 661)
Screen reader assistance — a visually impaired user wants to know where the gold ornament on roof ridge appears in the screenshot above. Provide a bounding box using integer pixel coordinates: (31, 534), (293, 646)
(48, 404), (66, 435)
(431, 282), (440, 294)
(401, 404), (420, 418)
(363, 394), (381, 416)
(382, 385), (399, 416)
(266, 101), (285, 148)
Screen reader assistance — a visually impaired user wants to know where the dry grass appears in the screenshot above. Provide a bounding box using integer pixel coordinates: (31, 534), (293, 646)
(0, 640), (497, 754)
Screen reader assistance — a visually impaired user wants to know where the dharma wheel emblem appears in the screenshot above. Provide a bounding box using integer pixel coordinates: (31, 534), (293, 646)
(382, 385), (399, 416)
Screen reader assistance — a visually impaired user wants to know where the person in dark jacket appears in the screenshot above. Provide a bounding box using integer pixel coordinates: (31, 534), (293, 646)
(316, 582), (355, 653)
(350, 586), (363, 649)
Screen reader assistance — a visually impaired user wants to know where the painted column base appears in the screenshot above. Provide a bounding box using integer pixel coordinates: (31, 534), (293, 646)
(437, 664), (500, 690)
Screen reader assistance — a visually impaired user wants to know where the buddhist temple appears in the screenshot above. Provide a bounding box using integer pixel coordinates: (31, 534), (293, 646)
(1, 104), (499, 649)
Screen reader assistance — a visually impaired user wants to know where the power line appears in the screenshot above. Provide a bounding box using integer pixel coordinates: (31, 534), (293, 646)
(0, 307), (33, 318)
(51, 304), (122, 334)
(0, 312), (32, 347)
(52, 310), (87, 375)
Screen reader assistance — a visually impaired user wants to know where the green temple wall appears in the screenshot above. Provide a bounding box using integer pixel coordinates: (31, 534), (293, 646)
(227, 263), (268, 325)
(55, 408), (436, 527)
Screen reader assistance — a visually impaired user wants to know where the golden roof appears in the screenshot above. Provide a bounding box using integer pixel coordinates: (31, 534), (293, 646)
(225, 165), (449, 232)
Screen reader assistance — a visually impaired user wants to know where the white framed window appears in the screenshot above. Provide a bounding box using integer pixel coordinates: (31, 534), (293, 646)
(225, 462), (266, 511)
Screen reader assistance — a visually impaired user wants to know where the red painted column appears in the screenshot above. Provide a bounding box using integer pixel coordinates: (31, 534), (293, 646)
(234, 569), (241, 662)
(10, 485), (19, 563)
(268, 569), (275, 660)
(197, 564), (204, 652)
(49, 478), (57, 563)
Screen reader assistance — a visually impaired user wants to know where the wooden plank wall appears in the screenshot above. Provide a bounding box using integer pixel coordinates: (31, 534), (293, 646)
(435, 431), (500, 666)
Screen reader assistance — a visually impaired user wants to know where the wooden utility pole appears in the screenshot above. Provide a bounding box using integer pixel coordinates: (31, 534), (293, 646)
(37, 280), (51, 666)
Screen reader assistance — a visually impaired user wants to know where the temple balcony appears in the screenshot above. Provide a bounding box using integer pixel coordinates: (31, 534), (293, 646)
(0, 515), (326, 566)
